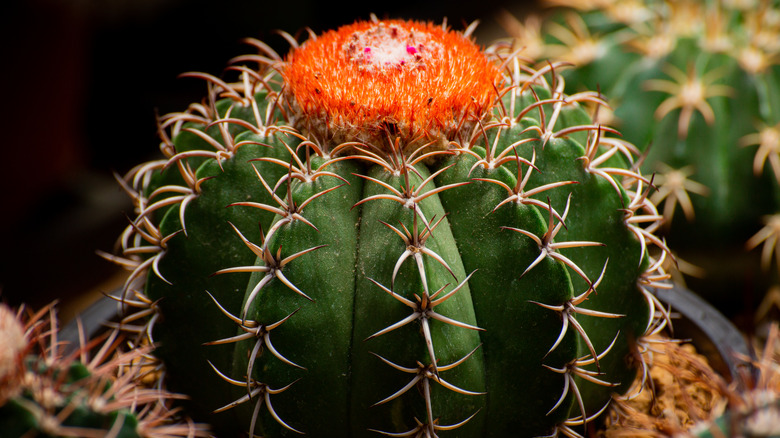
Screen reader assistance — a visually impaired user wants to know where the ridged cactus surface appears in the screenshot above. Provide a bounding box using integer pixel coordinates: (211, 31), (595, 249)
(110, 18), (670, 437)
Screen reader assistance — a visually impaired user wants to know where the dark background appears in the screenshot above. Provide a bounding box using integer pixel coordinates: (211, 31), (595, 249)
(0, 0), (540, 321)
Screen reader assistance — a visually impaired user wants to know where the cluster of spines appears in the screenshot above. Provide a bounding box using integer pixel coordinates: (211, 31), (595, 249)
(0, 302), (207, 438)
(105, 21), (676, 437)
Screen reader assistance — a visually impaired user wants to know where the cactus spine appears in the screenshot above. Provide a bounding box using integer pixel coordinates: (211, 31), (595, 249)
(109, 17), (670, 437)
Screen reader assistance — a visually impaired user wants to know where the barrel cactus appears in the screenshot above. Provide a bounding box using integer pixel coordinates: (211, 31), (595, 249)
(108, 16), (670, 437)
(0, 302), (207, 438)
(503, 0), (780, 284)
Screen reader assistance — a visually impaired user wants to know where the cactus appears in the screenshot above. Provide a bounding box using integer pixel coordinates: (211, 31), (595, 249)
(0, 302), (208, 438)
(108, 17), (670, 437)
(502, 0), (780, 273)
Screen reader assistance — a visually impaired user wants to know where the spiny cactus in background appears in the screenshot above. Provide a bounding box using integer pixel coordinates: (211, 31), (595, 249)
(502, 0), (780, 279)
(106, 16), (672, 437)
(0, 302), (208, 438)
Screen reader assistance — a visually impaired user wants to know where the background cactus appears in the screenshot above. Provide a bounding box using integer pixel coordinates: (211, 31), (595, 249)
(108, 17), (670, 437)
(0, 302), (207, 438)
(501, 0), (780, 312)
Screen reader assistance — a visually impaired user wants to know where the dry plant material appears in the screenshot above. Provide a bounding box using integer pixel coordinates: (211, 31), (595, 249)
(604, 325), (780, 437)
(603, 338), (728, 436)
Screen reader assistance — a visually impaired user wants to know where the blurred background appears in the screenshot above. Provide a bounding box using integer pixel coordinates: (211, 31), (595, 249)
(0, 0), (540, 322)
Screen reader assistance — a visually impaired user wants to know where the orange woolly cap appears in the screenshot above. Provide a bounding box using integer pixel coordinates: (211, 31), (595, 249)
(282, 19), (504, 149)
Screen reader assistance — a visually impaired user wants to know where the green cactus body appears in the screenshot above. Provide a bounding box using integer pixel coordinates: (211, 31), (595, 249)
(518, 0), (780, 250)
(113, 18), (668, 437)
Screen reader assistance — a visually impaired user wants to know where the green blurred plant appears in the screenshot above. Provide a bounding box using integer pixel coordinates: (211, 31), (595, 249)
(0, 302), (207, 438)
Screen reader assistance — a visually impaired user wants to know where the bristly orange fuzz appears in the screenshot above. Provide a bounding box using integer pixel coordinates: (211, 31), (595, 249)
(283, 19), (504, 149)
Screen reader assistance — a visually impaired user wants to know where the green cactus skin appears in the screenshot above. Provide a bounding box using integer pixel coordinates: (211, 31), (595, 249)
(0, 303), (208, 438)
(512, 0), (780, 251)
(110, 18), (670, 437)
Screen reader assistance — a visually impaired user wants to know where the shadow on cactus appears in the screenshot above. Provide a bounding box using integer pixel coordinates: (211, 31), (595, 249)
(105, 16), (672, 437)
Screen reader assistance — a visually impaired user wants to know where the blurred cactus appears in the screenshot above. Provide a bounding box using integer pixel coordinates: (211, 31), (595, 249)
(502, 0), (780, 308)
(0, 302), (207, 438)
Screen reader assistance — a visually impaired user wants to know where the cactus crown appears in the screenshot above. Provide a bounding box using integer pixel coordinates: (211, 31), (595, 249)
(283, 19), (502, 151)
